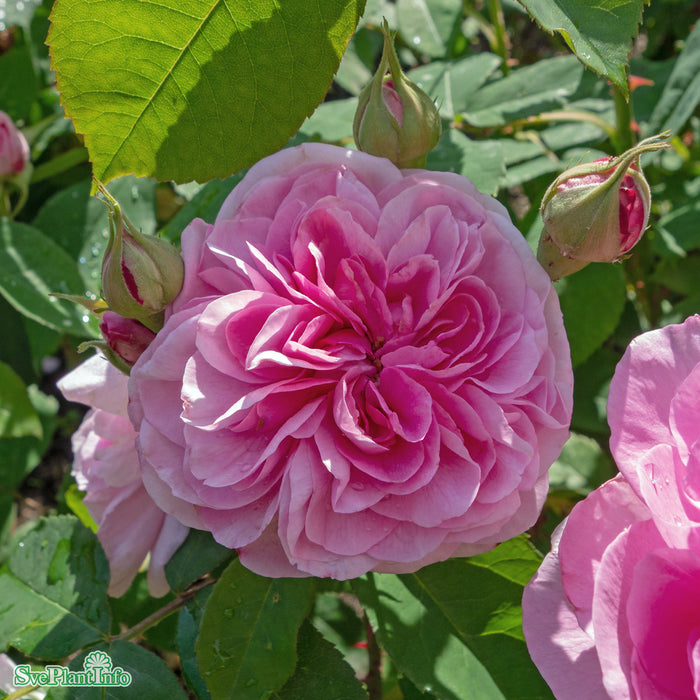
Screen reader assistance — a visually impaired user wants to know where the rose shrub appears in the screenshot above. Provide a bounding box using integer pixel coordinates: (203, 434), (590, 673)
(523, 315), (700, 699)
(58, 354), (188, 596)
(125, 143), (573, 579)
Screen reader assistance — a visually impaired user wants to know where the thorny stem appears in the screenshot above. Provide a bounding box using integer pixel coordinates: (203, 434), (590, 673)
(488, 0), (510, 75)
(111, 577), (215, 642)
(364, 612), (383, 700)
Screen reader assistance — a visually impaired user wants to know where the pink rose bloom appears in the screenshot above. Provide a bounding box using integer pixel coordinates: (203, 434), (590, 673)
(524, 476), (700, 699)
(0, 111), (30, 177)
(58, 355), (188, 597)
(608, 315), (700, 548)
(523, 315), (700, 698)
(129, 143), (573, 579)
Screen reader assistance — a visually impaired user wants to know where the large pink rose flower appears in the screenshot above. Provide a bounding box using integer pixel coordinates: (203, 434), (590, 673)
(59, 355), (188, 597)
(523, 315), (700, 699)
(129, 143), (573, 579)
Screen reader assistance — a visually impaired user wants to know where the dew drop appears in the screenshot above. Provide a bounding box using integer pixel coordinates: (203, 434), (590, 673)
(412, 36), (421, 45)
(78, 256), (86, 264)
(18, 542), (24, 548)
(90, 245), (100, 257)
(0, 9), (5, 19)
(130, 185), (139, 201)
(16, 1), (25, 11)
(81, 315), (90, 323)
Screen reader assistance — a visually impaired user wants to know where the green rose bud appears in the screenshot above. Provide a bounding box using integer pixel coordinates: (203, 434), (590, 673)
(353, 21), (441, 169)
(98, 183), (183, 331)
(537, 133), (670, 281)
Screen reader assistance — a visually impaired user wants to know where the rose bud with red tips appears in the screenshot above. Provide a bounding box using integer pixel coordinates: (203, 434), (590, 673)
(98, 184), (184, 332)
(537, 132), (670, 281)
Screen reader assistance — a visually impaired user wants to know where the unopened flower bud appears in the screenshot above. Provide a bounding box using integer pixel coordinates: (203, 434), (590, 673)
(0, 111), (29, 177)
(537, 133), (670, 281)
(353, 22), (441, 169)
(99, 184), (184, 331)
(0, 111), (31, 218)
(99, 311), (156, 366)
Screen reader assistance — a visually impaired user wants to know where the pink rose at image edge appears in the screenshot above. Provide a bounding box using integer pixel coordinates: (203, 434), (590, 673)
(0, 111), (30, 177)
(523, 315), (700, 699)
(128, 142), (574, 579)
(58, 354), (187, 597)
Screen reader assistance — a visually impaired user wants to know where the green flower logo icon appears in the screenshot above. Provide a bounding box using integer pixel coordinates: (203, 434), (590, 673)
(83, 650), (112, 672)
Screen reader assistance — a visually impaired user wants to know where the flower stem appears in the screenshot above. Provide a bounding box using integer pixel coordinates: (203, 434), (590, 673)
(612, 84), (634, 153)
(111, 577), (215, 642)
(30, 147), (90, 184)
(364, 613), (383, 700)
(488, 0), (510, 74)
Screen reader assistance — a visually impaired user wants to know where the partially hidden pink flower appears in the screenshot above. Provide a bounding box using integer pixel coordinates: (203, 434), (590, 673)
(58, 354), (188, 597)
(99, 310), (156, 366)
(608, 314), (700, 548)
(523, 315), (700, 699)
(0, 111), (29, 177)
(128, 142), (573, 579)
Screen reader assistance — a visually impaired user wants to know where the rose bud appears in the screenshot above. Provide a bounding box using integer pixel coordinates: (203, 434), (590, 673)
(99, 311), (156, 367)
(353, 21), (441, 169)
(537, 132), (670, 281)
(0, 111), (32, 218)
(0, 110), (30, 177)
(98, 184), (184, 331)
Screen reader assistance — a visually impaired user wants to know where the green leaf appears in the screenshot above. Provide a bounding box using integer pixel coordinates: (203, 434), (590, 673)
(396, 0), (463, 58)
(0, 362), (42, 440)
(648, 22), (700, 133)
(462, 56), (583, 127)
(296, 98), (358, 146)
(32, 176), (158, 295)
(45, 639), (189, 700)
(427, 130), (505, 196)
(353, 538), (553, 700)
(0, 384), (58, 489)
(196, 559), (314, 700)
(64, 484), (98, 533)
(165, 529), (234, 595)
(271, 620), (368, 700)
(0, 296), (36, 384)
(655, 200), (700, 256)
(549, 432), (613, 495)
(556, 262), (626, 367)
(178, 587), (214, 700)
(48, 0), (365, 183)
(0, 29), (39, 122)
(517, 0), (645, 97)
(0, 515), (110, 660)
(158, 173), (244, 245)
(0, 219), (97, 337)
(408, 53), (502, 119)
